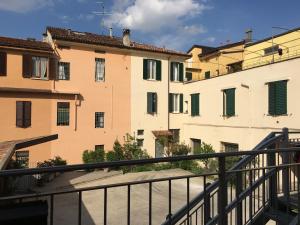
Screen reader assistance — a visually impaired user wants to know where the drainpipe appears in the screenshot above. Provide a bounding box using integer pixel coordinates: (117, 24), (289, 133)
(167, 56), (171, 131)
(74, 94), (80, 131)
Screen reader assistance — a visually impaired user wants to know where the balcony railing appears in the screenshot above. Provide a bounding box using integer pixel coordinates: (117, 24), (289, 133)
(0, 129), (300, 225)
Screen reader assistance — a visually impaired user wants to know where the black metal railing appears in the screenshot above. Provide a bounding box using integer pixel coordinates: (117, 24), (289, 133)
(0, 128), (300, 225)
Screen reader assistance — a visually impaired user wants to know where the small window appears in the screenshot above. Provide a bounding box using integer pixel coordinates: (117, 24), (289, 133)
(170, 129), (180, 143)
(57, 102), (70, 126)
(95, 145), (104, 151)
(137, 139), (144, 147)
(205, 71), (210, 79)
(171, 62), (183, 82)
(191, 138), (201, 152)
(191, 93), (200, 116)
(147, 92), (157, 114)
(268, 80), (287, 116)
(137, 130), (144, 135)
(186, 72), (192, 81)
(16, 101), (31, 128)
(32, 57), (48, 79)
(223, 88), (235, 117)
(0, 51), (7, 76)
(95, 58), (105, 81)
(264, 45), (279, 56)
(95, 112), (104, 128)
(16, 150), (29, 168)
(222, 142), (239, 152)
(143, 59), (161, 81)
(58, 62), (70, 80)
(169, 93), (183, 113)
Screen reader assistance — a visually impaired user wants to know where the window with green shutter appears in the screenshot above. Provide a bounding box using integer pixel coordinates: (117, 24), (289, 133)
(143, 59), (161, 81)
(223, 88), (235, 117)
(147, 92), (157, 114)
(191, 93), (200, 116)
(169, 93), (184, 113)
(268, 80), (287, 116)
(205, 71), (210, 79)
(170, 62), (184, 82)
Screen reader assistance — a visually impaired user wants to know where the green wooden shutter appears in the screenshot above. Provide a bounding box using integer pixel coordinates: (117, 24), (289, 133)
(0, 52), (7, 76)
(180, 94), (184, 113)
(191, 94), (199, 116)
(147, 92), (152, 113)
(205, 71), (210, 79)
(225, 89), (235, 116)
(143, 59), (148, 80)
(179, 63), (184, 82)
(268, 82), (276, 115)
(153, 93), (157, 113)
(275, 81), (287, 115)
(156, 60), (161, 81)
(170, 62), (174, 81)
(23, 54), (32, 78)
(169, 93), (173, 112)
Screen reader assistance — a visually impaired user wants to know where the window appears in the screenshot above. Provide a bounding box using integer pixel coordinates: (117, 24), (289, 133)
(95, 112), (104, 128)
(147, 92), (157, 114)
(95, 58), (105, 81)
(169, 93), (183, 113)
(137, 130), (144, 135)
(222, 142), (239, 152)
(57, 102), (70, 126)
(32, 57), (48, 79)
(143, 59), (161, 81)
(137, 139), (144, 147)
(58, 62), (70, 80)
(0, 51), (7, 76)
(95, 145), (104, 151)
(223, 88), (235, 117)
(170, 129), (180, 143)
(205, 71), (210, 79)
(264, 45), (279, 56)
(170, 62), (183, 82)
(268, 80), (287, 116)
(191, 93), (200, 116)
(16, 101), (31, 128)
(16, 150), (29, 168)
(186, 72), (192, 81)
(191, 139), (201, 152)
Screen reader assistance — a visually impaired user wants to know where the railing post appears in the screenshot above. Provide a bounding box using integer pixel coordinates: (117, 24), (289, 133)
(204, 182), (211, 224)
(267, 144), (278, 208)
(218, 156), (228, 225)
(235, 170), (243, 225)
(281, 127), (290, 200)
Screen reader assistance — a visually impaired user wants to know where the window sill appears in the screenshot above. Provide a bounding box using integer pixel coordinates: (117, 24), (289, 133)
(171, 81), (183, 83)
(31, 77), (49, 81)
(95, 80), (105, 82)
(222, 115), (237, 118)
(170, 112), (181, 114)
(145, 79), (160, 82)
(191, 115), (200, 117)
(266, 113), (289, 117)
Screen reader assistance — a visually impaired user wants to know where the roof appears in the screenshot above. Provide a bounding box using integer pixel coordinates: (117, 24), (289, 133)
(0, 36), (53, 52)
(0, 135), (58, 170)
(0, 87), (80, 96)
(46, 27), (190, 58)
(199, 40), (245, 58)
(246, 27), (300, 47)
(186, 45), (216, 54)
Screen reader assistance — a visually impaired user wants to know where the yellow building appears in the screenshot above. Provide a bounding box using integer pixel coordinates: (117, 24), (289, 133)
(243, 27), (300, 69)
(185, 41), (245, 81)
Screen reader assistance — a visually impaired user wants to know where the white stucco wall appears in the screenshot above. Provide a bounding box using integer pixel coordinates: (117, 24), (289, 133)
(170, 57), (300, 152)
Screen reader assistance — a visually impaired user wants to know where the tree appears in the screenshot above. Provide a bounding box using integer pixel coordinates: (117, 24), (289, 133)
(194, 142), (215, 169)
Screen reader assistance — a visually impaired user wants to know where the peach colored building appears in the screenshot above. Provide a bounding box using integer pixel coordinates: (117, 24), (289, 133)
(0, 27), (190, 165)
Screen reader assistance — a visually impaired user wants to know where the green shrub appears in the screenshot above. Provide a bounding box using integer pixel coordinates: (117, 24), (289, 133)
(82, 148), (105, 164)
(50, 156), (67, 166)
(194, 142), (215, 169)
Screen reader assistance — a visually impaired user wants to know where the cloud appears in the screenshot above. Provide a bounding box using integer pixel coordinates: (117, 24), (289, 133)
(105, 0), (209, 33)
(0, 0), (54, 13)
(78, 13), (95, 21)
(205, 36), (216, 43)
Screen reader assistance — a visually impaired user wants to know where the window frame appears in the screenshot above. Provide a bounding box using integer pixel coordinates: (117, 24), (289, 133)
(58, 62), (70, 80)
(31, 56), (49, 80)
(147, 92), (157, 114)
(223, 88), (236, 117)
(268, 80), (287, 116)
(95, 58), (105, 82)
(191, 93), (200, 117)
(57, 102), (70, 126)
(148, 59), (157, 80)
(95, 112), (105, 128)
(16, 101), (31, 128)
(264, 45), (279, 56)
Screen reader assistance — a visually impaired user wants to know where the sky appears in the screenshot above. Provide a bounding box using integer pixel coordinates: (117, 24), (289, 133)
(0, 0), (299, 52)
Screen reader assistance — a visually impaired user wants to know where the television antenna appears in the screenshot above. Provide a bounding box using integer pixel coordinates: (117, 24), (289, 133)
(92, 1), (112, 35)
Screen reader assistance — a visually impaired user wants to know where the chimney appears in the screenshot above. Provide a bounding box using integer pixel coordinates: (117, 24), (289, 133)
(109, 28), (113, 37)
(123, 29), (131, 47)
(245, 29), (253, 43)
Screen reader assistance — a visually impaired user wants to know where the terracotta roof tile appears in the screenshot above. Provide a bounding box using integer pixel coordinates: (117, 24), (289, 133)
(0, 36), (53, 52)
(47, 27), (190, 57)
